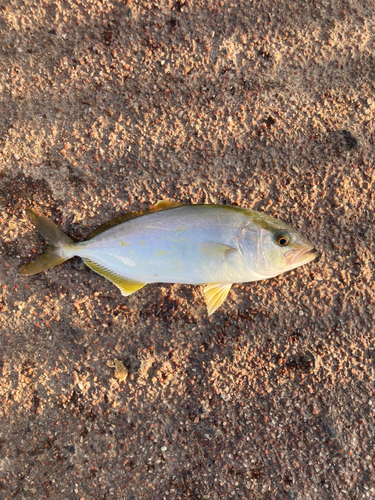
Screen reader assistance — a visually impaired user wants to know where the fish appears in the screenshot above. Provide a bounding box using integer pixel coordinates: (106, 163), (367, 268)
(19, 201), (317, 315)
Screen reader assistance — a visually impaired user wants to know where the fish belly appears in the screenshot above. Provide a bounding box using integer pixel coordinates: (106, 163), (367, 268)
(76, 206), (262, 284)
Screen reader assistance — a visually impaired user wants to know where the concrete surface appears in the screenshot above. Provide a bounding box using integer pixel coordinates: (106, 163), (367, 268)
(0, 0), (374, 499)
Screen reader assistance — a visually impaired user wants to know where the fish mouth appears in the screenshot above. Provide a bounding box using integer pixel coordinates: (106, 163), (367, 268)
(285, 246), (317, 267)
(299, 246), (317, 262)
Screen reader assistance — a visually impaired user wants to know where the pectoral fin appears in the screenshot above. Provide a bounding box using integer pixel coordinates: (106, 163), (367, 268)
(197, 242), (237, 260)
(203, 283), (232, 315)
(83, 258), (146, 296)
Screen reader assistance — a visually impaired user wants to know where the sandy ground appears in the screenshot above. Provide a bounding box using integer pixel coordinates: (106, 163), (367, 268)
(0, 0), (374, 499)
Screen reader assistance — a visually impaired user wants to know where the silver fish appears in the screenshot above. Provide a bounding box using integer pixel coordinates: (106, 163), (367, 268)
(20, 201), (316, 315)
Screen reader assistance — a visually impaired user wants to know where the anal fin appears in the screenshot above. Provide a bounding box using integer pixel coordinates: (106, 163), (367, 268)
(83, 258), (146, 296)
(203, 283), (232, 316)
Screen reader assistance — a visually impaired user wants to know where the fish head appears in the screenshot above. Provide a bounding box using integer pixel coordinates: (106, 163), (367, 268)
(238, 211), (317, 278)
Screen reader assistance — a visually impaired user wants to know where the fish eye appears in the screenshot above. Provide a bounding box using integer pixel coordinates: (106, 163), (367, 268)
(274, 231), (291, 247)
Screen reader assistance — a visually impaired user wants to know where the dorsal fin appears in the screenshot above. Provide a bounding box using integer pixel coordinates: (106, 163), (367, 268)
(153, 200), (183, 210)
(84, 200), (185, 240)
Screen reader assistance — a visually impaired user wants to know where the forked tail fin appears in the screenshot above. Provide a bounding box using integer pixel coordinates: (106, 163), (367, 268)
(19, 209), (75, 276)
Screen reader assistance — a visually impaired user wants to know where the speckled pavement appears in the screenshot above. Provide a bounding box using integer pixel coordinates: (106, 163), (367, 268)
(0, 1), (374, 499)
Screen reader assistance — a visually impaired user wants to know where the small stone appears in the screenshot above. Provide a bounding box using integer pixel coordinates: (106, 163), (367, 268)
(161, 446), (167, 452)
(13, 154), (20, 160)
(107, 359), (128, 382)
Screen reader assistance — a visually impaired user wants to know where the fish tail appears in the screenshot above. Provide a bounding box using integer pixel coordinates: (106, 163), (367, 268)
(19, 209), (75, 276)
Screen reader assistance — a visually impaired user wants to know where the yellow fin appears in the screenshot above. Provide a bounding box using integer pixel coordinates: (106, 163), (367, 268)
(203, 283), (232, 316)
(85, 200), (185, 240)
(83, 258), (146, 296)
(20, 251), (69, 276)
(19, 209), (74, 276)
(153, 200), (184, 210)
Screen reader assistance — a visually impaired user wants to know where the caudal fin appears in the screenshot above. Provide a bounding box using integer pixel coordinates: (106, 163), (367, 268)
(19, 209), (74, 276)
